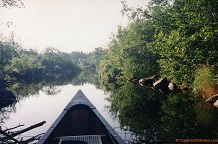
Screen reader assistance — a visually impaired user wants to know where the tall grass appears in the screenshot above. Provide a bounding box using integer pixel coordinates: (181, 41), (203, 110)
(193, 65), (218, 99)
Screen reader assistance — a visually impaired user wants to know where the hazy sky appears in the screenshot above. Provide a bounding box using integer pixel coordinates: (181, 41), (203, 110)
(0, 0), (149, 53)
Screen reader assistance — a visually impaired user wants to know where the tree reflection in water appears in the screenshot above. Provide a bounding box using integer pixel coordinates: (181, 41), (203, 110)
(103, 82), (218, 142)
(1, 71), (218, 143)
(0, 71), (98, 123)
(41, 85), (62, 95)
(0, 103), (16, 124)
(0, 72), (80, 124)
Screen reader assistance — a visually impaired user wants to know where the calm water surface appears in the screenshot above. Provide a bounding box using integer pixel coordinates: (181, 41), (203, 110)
(2, 83), (132, 142)
(1, 72), (218, 143)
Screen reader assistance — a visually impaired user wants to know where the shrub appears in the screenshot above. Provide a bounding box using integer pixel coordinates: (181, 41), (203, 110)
(193, 65), (218, 99)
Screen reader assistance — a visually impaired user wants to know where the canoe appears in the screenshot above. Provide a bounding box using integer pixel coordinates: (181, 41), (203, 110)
(37, 90), (126, 144)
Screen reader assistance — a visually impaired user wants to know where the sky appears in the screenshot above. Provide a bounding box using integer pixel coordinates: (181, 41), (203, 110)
(0, 0), (149, 53)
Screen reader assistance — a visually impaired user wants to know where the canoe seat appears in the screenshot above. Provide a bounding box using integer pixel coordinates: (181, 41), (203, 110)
(57, 135), (105, 144)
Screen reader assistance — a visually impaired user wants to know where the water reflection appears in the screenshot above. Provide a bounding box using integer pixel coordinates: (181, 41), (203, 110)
(1, 70), (218, 143)
(0, 104), (16, 123)
(103, 81), (218, 142)
(9, 72), (81, 97)
(41, 85), (62, 95)
(0, 71), (132, 142)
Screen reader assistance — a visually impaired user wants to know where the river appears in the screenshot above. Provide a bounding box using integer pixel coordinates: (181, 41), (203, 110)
(0, 72), (132, 143)
(1, 71), (218, 143)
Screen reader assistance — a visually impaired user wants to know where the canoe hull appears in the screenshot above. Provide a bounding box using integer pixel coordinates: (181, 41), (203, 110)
(37, 90), (125, 144)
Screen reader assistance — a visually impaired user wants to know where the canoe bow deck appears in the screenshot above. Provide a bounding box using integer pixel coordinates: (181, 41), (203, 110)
(37, 90), (126, 144)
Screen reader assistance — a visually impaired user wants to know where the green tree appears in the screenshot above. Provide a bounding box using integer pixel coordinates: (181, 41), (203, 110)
(0, 42), (17, 69)
(147, 0), (218, 85)
(0, 41), (17, 85)
(99, 19), (159, 81)
(41, 47), (81, 73)
(4, 52), (44, 79)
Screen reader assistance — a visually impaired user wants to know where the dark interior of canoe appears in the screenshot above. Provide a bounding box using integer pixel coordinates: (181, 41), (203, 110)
(43, 104), (116, 144)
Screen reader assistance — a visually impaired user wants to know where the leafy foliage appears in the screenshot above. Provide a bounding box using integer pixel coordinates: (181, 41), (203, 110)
(147, 0), (218, 85)
(99, 20), (160, 81)
(100, 0), (218, 89)
(0, 36), (107, 88)
(193, 65), (218, 99)
(0, 43), (82, 87)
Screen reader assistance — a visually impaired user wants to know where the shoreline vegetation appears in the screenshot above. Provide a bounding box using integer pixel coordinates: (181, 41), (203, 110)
(1, 0), (218, 105)
(98, 0), (218, 105)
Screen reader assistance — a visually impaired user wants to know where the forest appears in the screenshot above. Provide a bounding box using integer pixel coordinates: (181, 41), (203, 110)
(1, 0), (218, 101)
(98, 0), (218, 99)
(0, 36), (105, 88)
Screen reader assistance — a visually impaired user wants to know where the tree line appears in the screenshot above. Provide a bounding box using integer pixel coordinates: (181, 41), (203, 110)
(0, 37), (105, 88)
(98, 0), (218, 98)
(1, 0), (218, 98)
